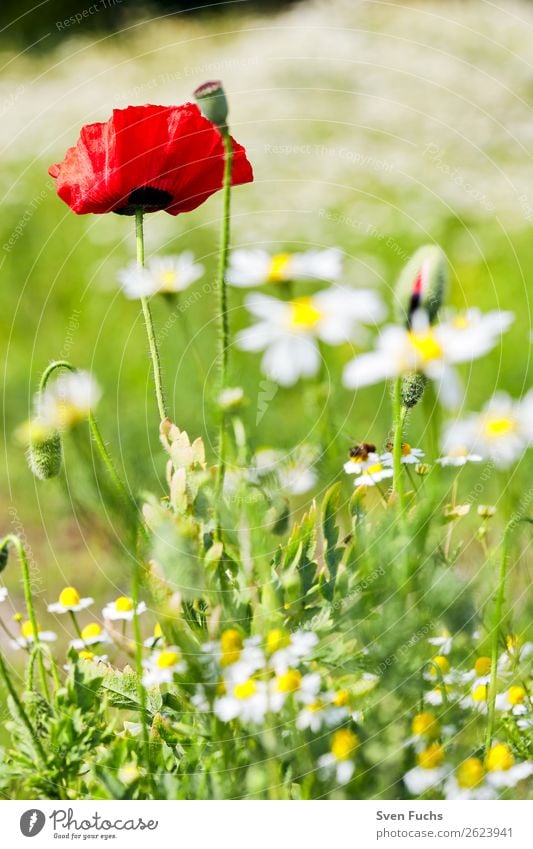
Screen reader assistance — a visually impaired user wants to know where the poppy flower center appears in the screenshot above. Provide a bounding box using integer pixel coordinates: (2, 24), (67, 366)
(115, 187), (173, 216)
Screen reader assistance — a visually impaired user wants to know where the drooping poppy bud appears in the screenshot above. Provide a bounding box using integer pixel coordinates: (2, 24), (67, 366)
(193, 80), (229, 130)
(27, 428), (62, 480)
(395, 245), (448, 326)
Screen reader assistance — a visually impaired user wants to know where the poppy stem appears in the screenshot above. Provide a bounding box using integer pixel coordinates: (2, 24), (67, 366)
(136, 208), (167, 423)
(0, 650), (47, 766)
(392, 377), (407, 510)
(0, 534), (49, 700)
(214, 131), (234, 530)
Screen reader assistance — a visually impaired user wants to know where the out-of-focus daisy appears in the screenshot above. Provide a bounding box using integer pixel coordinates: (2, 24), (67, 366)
(458, 655), (493, 686)
(353, 462), (393, 487)
(142, 647), (186, 687)
(445, 758), (496, 800)
(296, 694), (349, 732)
(70, 622), (112, 649)
(381, 442), (424, 466)
(424, 654), (452, 683)
(228, 248), (343, 287)
(495, 685), (529, 715)
(11, 620), (57, 649)
(403, 743), (447, 795)
(411, 712), (440, 740)
(251, 445), (318, 495)
(76, 649), (109, 664)
(270, 668), (321, 711)
(102, 596), (147, 622)
(343, 309), (513, 408)
(318, 729), (359, 784)
(0, 587), (8, 603)
(118, 253), (204, 299)
(461, 683), (490, 713)
(214, 677), (269, 723)
(266, 629), (318, 672)
(143, 622), (164, 649)
(484, 743), (533, 789)
(203, 629), (266, 684)
(427, 630), (452, 655)
(441, 392), (533, 468)
(218, 386), (245, 412)
(38, 371), (101, 431)
(47, 586), (94, 614)
(436, 447), (483, 467)
(498, 634), (533, 670)
(236, 288), (385, 387)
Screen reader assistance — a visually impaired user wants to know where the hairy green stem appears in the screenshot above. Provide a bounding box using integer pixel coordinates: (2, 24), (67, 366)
(486, 523), (511, 751)
(392, 377), (406, 509)
(0, 535), (49, 700)
(131, 564), (153, 795)
(136, 209), (167, 423)
(214, 131), (234, 529)
(0, 651), (47, 765)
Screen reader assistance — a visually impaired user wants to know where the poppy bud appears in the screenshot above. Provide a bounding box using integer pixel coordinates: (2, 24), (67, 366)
(0, 542), (8, 573)
(27, 430), (62, 480)
(395, 245), (448, 326)
(401, 372), (427, 409)
(194, 80), (229, 130)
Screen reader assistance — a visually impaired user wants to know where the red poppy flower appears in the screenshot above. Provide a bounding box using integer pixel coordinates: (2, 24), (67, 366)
(49, 103), (253, 216)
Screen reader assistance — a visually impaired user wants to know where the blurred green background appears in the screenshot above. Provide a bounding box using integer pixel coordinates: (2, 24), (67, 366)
(0, 0), (532, 623)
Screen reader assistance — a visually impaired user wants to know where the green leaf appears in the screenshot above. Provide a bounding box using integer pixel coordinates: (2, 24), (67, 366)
(321, 483), (344, 600)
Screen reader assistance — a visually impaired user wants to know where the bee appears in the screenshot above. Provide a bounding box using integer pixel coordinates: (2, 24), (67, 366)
(348, 442), (376, 462)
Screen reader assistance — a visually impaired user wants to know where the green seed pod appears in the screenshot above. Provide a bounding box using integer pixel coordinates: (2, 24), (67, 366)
(401, 372), (428, 409)
(27, 430), (62, 480)
(193, 80), (229, 130)
(395, 245), (448, 326)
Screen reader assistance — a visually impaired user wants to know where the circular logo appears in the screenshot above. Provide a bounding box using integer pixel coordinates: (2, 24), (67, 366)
(20, 810), (46, 837)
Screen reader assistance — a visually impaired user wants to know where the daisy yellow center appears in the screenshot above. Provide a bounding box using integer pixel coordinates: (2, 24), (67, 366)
(309, 699), (324, 712)
(333, 690), (349, 707)
(417, 742), (444, 770)
(411, 712), (439, 738)
(159, 270), (178, 291)
(276, 669), (302, 693)
(484, 416), (515, 438)
(506, 634), (519, 652)
(79, 650), (95, 661)
(457, 758), (485, 788)
(474, 656), (491, 677)
(472, 684), (488, 702)
(220, 629), (243, 667)
(267, 253), (291, 283)
(452, 314), (470, 329)
(401, 442), (412, 457)
(81, 623), (102, 641)
(266, 628), (290, 655)
(331, 729), (359, 761)
(366, 462), (384, 475)
(234, 679), (257, 700)
(21, 621), (35, 638)
(153, 623), (163, 639)
(431, 655), (450, 675)
(485, 743), (514, 772)
(408, 329), (443, 363)
(289, 297), (322, 329)
(156, 650), (179, 669)
(115, 596), (134, 612)
(59, 586), (81, 607)
(508, 685), (526, 706)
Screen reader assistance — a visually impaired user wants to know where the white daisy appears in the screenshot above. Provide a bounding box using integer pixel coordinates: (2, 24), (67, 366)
(343, 443), (380, 475)
(203, 629), (266, 684)
(296, 695), (348, 732)
(236, 288), (385, 387)
(269, 669), (321, 711)
(380, 444), (424, 466)
(437, 448), (483, 467)
(318, 729), (359, 785)
(142, 647), (186, 687)
(0, 587), (7, 603)
(47, 586), (94, 614)
(251, 446), (318, 495)
(354, 462), (394, 487)
(70, 622), (112, 649)
(102, 596), (147, 622)
(38, 371), (101, 430)
(495, 686), (529, 715)
(441, 392), (532, 468)
(444, 759), (496, 800)
(485, 744), (533, 789)
(214, 678), (269, 724)
(427, 632), (453, 655)
(143, 623), (164, 649)
(228, 248), (343, 288)
(11, 621), (57, 649)
(403, 743), (447, 795)
(267, 629), (319, 673)
(343, 309), (513, 409)
(118, 253), (204, 298)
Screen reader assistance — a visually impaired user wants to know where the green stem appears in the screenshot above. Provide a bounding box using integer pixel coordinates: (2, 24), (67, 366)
(486, 524), (511, 751)
(0, 535), (49, 700)
(136, 209), (167, 423)
(392, 377), (406, 510)
(0, 651), (47, 766)
(131, 565), (153, 795)
(214, 131), (234, 530)
(68, 610), (83, 640)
